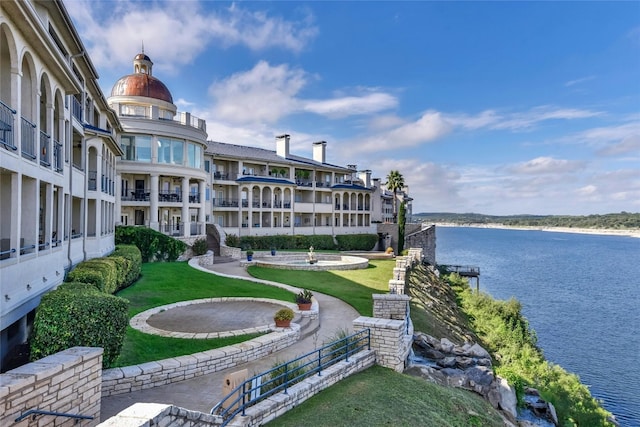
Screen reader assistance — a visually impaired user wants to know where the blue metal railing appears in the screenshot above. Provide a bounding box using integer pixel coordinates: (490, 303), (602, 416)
(71, 96), (82, 121)
(211, 329), (370, 426)
(0, 248), (16, 260)
(16, 409), (93, 422)
(40, 130), (51, 166)
(53, 140), (63, 172)
(0, 100), (17, 150)
(21, 117), (37, 160)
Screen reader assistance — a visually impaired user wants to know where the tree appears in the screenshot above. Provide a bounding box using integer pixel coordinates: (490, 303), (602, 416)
(398, 201), (406, 253)
(386, 170), (405, 223)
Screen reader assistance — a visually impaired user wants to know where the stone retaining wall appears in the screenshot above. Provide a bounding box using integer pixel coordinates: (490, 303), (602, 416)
(0, 347), (103, 427)
(102, 326), (300, 397)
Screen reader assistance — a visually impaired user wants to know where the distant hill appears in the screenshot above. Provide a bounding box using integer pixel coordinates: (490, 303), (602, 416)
(413, 212), (640, 230)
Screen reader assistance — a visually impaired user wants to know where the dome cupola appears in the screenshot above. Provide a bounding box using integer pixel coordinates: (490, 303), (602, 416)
(110, 52), (173, 103)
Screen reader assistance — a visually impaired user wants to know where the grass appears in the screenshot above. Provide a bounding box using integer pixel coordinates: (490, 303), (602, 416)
(247, 260), (395, 316)
(265, 365), (505, 427)
(111, 262), (295, 366)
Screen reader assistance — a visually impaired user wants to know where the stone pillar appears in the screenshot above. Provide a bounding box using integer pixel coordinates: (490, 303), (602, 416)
(352, 316), (407, 372)
(373, 294), (410, 320)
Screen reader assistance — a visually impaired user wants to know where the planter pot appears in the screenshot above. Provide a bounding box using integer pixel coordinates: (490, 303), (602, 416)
(247, 255), (253, 261)
(297, 303), (312, 311)
(274, 319), (291, 328)
(271, 249), (276, 256)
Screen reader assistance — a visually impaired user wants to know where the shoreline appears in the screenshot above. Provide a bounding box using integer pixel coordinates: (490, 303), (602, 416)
(433, 222), (640, 239)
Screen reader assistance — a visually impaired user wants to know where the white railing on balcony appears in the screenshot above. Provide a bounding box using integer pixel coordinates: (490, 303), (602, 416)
(53, 140), (63, 172)
(71, 97), (83, 121)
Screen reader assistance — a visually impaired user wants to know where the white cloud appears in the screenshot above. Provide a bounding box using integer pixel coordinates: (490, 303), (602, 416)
(208, 61), (307, 124)
(507, 157), (586, 175)
(303, 93), (397, 118)
(597, 134), (640, 156)
(564, 75), (596, 87)
(67, 0), (318, 74)
(490, 106), (603, 131)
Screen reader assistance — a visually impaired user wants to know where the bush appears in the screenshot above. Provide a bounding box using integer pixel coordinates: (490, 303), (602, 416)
(30, 287), (129, 367)
(225, 234), (239, 248)
(115, 226), (186, 262)
(260, 358), (308, 394)
(67, 258), (119, 294)
(111, 244), (142, 286)
(191, 237), (208, 256)
(274, 308), (294, 321)
(335, 234), (378, 251)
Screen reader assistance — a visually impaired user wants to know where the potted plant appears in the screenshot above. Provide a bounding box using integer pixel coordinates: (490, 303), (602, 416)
(246, 249), (254, 261)
(270, 247), (276, 256)
(295, 289), (313, 310)
(274, 308), (294, 328)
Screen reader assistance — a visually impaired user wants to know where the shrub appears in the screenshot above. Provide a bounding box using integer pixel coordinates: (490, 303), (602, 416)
(30, 287), (129, 367)
(67, 258), (119, 294)
(260, 358), (308, 394)
(274, 308), (294, 321)
(111, 244), (142, 286)
(225, 234), (239, 248)
(191, 237), (208, 256)
(107, 255), (130, 291)
(335, 233), (378, 251)
(115, 225), (186, 262)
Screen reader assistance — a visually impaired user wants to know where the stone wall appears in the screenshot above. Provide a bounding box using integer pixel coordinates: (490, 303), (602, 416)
(0, 347), (103, 427)
(353, 294), (413, 373)
(376, 223), (399, 253)
(97, 403), (223, 427)
(102, 327), (299, 397)
(405, 224), (436, 265)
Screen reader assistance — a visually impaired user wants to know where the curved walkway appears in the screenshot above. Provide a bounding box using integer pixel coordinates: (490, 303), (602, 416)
(100, 258), (360, 421)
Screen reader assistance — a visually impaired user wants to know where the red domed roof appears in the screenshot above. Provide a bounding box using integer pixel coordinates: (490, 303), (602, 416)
(110, 73), (173, 104)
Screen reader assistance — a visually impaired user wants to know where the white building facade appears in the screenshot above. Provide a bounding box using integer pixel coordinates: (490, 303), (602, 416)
(0, 0), (123, 370)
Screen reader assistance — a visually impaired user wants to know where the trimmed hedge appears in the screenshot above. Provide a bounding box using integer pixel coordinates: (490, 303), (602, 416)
(335, 234), (378, 251)
(191, 237), (208, 256)
(226, 233), (378, 251)
(67, 258), (118, 294)
(111, 244), (142, 289)
(30, 286), (129, 367)
(115, 226), (186, 262)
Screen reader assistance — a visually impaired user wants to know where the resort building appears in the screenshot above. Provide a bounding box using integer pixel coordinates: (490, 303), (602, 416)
(108, 53), (208, 240)
(206, 136), (376, 237)
(0, 0), (123, 370)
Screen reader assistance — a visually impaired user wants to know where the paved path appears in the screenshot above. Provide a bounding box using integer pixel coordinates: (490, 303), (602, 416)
(100, 259), (360, 421)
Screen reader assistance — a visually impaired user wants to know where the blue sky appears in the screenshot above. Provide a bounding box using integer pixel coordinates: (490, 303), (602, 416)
(67, 0), (640, 215)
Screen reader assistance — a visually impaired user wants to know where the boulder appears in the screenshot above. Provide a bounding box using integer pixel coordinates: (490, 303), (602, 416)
(468, 343), (492, 359)
(404, 366), (447, 386)
(464, 366), (494, 387)
(437, 356), (457, 368)
(494, 376), (517, 420)
(455, 356), (476, 369)
(417, 347), (445, 360)
(440, 338), (456, 353)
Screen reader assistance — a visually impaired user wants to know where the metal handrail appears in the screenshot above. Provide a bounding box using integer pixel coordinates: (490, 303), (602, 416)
(16, 409), (94, 422)
(211, 329), (370, 426)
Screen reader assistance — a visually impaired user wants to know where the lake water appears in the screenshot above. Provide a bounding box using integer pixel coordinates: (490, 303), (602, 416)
(435, 226), (640, 427)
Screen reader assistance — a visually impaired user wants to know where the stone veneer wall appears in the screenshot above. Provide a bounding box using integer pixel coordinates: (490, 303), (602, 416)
(352, 294), (413, 373)
(405, 224), (436, 265)
(102, 327), (299, 397)
(0, 347), (103, 427)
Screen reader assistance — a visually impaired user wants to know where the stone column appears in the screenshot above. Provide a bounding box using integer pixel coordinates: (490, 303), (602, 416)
(181, 178), (189, 237)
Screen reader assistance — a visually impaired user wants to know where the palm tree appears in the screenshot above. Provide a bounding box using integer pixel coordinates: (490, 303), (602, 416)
(386, 170), (405, 223)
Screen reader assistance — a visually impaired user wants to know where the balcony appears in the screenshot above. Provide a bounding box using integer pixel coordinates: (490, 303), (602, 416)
(53, 140), (63, 172)
(88, 171), (97, 191)
(158, 191), (182, 202)
(122, 189), (150, 202)
(0, 100), (17, 151)
(213, 198), (239, 208)
(71, 97), (83, 122)
(40, 131), (51, 167)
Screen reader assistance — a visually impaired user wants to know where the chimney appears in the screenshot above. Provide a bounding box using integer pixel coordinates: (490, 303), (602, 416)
(276, 134), (290, 158)
(312, 141), (326, 163)
(359, 170), (372, 188)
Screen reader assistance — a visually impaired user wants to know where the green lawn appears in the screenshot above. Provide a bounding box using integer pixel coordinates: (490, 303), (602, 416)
(265, 365), (504, 427)
(247, 260), (395, 316)
(112, 262), (295, 367)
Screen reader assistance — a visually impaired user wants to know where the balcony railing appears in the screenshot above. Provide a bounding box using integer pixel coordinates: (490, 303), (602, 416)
(158, 191), (181, 202)
(21, 117), (37, 160)
(0, 100), (17, 151)
(188, 194), (200, 203)
(213, 198), (239, 207)
(122, 189), (150, 201)
(39, 131), (51, 166)
(71, 97), (82, 121)
(53, 140), (63, 172)
(88, 171), (97, 191)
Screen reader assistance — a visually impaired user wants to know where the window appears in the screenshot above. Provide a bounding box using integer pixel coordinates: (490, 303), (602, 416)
(120, 135), (151, 162)
(204, 160), (210, 173)
(158, 138), (183, 165)
(187, 143), (202, 169)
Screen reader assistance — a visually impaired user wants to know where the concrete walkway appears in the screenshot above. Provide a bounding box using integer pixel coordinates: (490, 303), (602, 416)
(100, 259), (360, 421)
